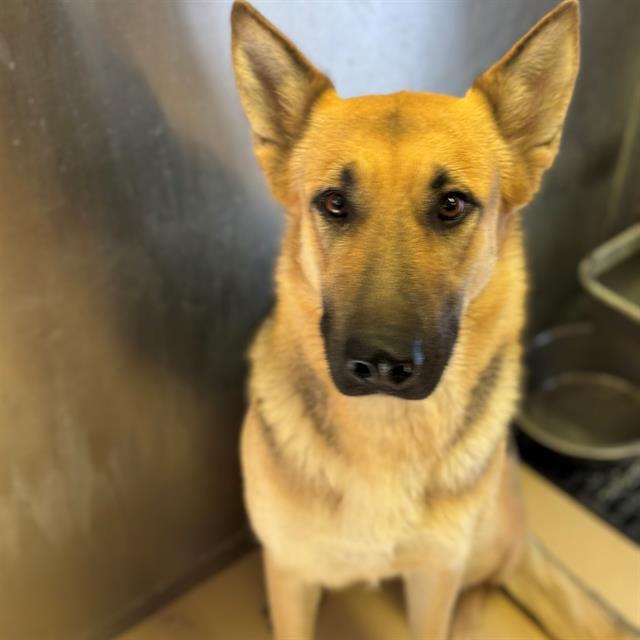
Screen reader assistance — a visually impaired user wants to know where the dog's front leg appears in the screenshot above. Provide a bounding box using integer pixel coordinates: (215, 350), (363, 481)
(404, 567), (462, 640)
(264, 549), (322, 640)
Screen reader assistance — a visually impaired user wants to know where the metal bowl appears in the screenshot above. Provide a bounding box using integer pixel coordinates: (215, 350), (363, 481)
(517, 323), (640, 461)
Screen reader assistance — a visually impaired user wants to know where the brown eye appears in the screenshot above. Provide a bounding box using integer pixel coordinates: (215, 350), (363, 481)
(321, 190), (349, 218)
(439, 192), (468, 222)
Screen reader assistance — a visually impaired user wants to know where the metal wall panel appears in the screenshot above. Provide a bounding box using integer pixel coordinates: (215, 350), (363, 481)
(0, 1), (638, 639)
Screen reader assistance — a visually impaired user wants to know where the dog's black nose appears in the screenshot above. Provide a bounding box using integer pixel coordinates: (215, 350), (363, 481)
(323, 309), (458, 401)
(344, 337), (423, 394)
(346, 356), (417, 389)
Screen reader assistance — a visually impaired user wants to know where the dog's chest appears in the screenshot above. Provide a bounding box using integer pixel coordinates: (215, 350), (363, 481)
(274, 470), (465, 588)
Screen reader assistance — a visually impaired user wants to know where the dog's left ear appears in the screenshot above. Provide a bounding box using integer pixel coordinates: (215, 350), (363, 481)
(473, 0), (580, 207)
(231, 1), (334, 203)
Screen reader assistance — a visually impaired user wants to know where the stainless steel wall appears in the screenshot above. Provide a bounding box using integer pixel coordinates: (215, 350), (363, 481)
(0, 2), (638, 639)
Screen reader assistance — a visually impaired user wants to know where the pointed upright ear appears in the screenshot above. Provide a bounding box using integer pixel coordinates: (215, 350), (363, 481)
(473, 0), (580, 207)
(231, 1), (334, 202)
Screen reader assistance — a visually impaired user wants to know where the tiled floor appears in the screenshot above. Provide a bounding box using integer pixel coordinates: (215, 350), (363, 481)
(118, 469), (640, 640)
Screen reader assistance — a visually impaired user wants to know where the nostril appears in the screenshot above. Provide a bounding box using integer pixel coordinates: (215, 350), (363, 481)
(347, 359), (376, 382)
(383, 362), (414, 387)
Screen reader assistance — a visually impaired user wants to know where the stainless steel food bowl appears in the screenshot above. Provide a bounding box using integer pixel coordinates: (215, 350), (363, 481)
(517, 323), (640, 461)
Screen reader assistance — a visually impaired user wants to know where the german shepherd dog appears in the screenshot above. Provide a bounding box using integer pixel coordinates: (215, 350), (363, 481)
(231, 1), (638, 638)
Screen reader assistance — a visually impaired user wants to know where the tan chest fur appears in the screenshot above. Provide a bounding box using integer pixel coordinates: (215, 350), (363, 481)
(243, 421), (473, 587)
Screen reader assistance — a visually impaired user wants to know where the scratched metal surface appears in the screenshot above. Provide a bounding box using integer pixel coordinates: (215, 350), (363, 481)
(0, 1), (638, 639)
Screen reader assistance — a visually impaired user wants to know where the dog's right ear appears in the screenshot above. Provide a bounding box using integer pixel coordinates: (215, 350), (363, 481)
(231, 1), (334, 202)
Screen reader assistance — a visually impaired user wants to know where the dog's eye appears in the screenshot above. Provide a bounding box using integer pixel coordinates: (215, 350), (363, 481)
(320, 190), (349, 218)
(438, 193), (469, 222)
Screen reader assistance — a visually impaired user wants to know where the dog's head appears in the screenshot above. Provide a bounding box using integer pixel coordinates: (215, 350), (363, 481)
(232, 1), (579, 400)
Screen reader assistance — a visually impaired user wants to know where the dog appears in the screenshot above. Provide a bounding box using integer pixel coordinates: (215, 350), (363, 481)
(231, 1), (638, 638)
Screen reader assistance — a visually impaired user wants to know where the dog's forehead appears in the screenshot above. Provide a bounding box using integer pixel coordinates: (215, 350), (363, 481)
(326, 91), (460, 127)
(300, 90), (497, 195)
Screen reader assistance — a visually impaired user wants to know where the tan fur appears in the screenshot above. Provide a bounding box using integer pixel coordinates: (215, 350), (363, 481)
(231, 1), (639, 639)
